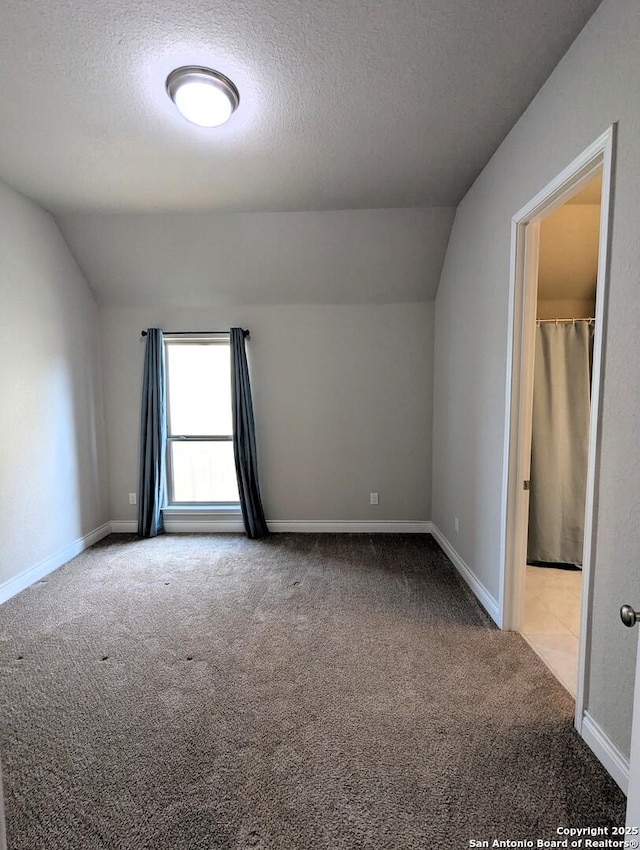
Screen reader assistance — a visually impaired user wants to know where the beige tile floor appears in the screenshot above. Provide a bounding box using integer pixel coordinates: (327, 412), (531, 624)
(522, 565), (582, 696)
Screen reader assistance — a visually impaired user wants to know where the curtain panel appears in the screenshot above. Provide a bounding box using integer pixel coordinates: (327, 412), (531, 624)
(138, 328), (166, 538)
(527, 321), (593, 566)
(230, 328), (268, 539)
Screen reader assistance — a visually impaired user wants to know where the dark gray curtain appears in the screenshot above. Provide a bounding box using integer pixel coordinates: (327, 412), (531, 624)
(527, 321), (593, 566)
(138, 328), (166, 538)
(230, 328), (268, 539)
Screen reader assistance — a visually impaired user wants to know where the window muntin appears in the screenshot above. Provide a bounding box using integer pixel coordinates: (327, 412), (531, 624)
(165, 338), (239, 505)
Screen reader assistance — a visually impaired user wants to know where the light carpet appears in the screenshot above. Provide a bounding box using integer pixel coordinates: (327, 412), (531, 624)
(0, 533), (625, 849)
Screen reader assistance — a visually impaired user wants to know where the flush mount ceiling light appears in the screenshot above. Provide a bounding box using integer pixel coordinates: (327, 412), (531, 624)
(166, 66), (240, 128)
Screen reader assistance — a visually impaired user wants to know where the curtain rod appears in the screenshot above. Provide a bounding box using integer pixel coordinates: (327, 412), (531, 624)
(140, 329), (250, 338)
(536, 317), (595, 325)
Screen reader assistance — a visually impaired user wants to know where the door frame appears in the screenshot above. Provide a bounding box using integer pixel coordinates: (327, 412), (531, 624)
(498, 125), (616, 733)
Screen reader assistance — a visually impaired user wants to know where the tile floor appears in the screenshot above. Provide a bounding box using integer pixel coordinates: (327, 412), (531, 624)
(522, 564), (582, 696)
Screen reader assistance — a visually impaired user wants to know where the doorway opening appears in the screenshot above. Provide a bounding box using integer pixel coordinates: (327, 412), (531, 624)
(499, 126), (615, 735)
(521, 173), (601, 695)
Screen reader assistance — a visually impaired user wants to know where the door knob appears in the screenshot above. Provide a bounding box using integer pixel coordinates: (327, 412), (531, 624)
(620, 605), (639, 628)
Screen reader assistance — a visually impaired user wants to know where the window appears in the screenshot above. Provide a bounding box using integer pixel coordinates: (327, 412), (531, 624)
(164, 337), (239, 505)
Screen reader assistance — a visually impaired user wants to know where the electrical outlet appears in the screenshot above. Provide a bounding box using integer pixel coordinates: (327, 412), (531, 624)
(370, 492), (379, 505)
(454, 516), (459, 534)
(129, 493), (137, 505)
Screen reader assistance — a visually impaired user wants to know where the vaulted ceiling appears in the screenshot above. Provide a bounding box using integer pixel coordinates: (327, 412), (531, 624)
(0, 0), (602, 214)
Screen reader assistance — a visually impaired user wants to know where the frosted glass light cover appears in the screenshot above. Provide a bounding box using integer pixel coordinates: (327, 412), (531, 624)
(167, 67), (239, 128)
(174, 81), (232, 127)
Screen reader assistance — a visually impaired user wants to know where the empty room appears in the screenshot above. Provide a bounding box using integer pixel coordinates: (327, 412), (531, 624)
(1, 0), (639, 847)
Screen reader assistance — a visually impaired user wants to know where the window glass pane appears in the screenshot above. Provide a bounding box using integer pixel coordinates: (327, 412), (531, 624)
(166, 343), (232, 435)
(170, 441), (239, 503)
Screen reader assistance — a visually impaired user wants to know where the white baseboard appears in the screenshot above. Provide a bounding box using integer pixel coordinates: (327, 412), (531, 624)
(112, 519), (245, 533)
(0, 521), (112, 605)
(430, 523), (501, 626)
(581, 712), (629, 794)
(110, 521), (138, 532)
(267, 520), (433, 534)
(110, 519), (433, 534)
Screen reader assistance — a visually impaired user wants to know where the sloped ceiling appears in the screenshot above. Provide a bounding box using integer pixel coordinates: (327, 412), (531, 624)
(57, 208), (456, 305)
(0, 0), (602, 213)
(538, 203), (600, 303)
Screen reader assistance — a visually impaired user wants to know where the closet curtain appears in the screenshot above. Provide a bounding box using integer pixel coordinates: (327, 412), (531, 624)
(527, 321), (593, 566)
(230, 328), (269, 539)
(137, 328), (166, 538)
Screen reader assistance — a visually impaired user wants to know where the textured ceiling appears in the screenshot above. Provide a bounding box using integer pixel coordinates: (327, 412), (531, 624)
(0, 0), (602, 213)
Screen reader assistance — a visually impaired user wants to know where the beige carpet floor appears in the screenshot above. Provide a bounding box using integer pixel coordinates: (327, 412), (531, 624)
(0, 533), (626, 849)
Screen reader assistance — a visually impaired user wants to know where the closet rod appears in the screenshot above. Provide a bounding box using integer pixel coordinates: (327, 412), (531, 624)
(536, 317), (595, 325)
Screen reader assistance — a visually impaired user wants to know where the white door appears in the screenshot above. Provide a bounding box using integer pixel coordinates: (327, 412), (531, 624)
(624, 606), (640, 826)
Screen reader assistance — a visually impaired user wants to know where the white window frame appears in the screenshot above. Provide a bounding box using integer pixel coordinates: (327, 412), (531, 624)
(163, 333), (239, 508)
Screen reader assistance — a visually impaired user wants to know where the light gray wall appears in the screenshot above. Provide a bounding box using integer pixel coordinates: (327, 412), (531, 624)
(432, 0), (640, 756)
(73, 208), (446, 527)
(0, 180), (108, 587)
(56, 208), (455, 307)
(102, 303), (434, 524)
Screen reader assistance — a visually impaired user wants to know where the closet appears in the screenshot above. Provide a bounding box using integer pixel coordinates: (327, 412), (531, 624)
(520, 173), (601, 695)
